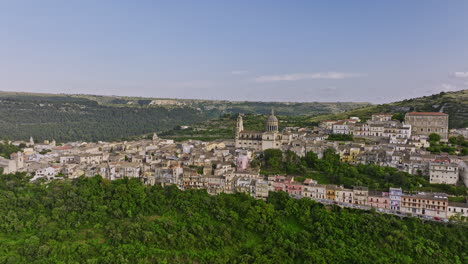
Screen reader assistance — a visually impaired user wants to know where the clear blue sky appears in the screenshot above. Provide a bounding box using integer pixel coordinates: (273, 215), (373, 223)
(1, 0), (468, 103)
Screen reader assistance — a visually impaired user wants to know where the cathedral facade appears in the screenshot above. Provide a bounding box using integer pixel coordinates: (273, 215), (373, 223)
(235, 110), (292, 151)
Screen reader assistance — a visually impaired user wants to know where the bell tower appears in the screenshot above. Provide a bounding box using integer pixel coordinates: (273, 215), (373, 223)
(236, 114), (244, 139)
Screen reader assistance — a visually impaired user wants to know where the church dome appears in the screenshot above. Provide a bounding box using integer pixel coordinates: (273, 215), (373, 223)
(266, 109), (279, 132)
(267, 114), (278, 123)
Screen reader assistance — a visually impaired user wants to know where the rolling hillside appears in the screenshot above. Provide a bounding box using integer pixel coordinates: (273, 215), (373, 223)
(309, 90), (468, 128)
(0, 91), (369, 142)
(160, 90), (468, 141)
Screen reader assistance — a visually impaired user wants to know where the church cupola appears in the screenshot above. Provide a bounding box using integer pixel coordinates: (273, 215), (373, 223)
(266, 109), (279, 132)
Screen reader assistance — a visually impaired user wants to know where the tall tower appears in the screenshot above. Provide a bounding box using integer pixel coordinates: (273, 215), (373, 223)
(235, 114), (244, 139)
(152, 133), (159, 141)
(266, 109), (279, 132)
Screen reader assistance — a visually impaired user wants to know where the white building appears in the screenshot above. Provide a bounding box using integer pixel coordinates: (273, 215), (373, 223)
(429, 162), (459, 185)
(302, 183), (326, 200)
(34, 167), (59, 180)
(332, 121), (354, 135)
(252, 179), (269, 200)
(447, 202), (468, 219)
(0, 157), (17, 174)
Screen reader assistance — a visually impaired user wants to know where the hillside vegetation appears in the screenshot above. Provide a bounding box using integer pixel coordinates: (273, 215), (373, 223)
(259, 149), (467, 196)
(0, 91), (369, 143)
(160, 113), (318, 141)
(160, 90), (468, 141)
(309, 90), (468, 128)
(0, 94), (209, 143)
(0, 173), (466, 263)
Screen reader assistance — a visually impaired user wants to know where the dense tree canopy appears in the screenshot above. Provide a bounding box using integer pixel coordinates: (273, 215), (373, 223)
(327, 134), (354, 141)
(429, 133), (441, 143)
(392, 113), (405, 122)
(428, 134), (468, 156)
(0, 173), (466, 263)
(0, 96), (212, 142)
(0, 141), (21, 159)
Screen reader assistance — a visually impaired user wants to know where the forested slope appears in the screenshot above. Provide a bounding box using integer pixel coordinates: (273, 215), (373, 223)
(0, 91), (369, 142)
(0, 173), (466, 263)
(0, 94), (210, 142)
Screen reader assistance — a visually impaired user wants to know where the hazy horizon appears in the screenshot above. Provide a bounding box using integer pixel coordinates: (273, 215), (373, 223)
(1, 1), (468, 103)
(3, 88), (467, 105)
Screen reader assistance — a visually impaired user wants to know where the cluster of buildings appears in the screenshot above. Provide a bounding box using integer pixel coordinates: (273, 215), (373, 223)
(269, 176), (467, 220)
(0, 110), (466, 221)
(323, 112), (467, 186)
(0, 134), (270, 200)
(324, 112), (449, 141)
(235, 111), (467, 186)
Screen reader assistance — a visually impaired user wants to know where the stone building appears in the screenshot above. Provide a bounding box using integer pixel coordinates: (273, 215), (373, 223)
(405, 112), (449, 141)
(401, 193), (448, 218)
(429, 162), (459, 185)
(235, 110), (292, 151)
(447, 202), (468, 219)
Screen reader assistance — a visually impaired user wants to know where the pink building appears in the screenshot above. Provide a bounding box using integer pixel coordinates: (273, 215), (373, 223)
(269, 175), (287, 192)
(279, 176), (302, 195)
(236, 155), (249, 171)
(368, 191), (390, 209)
(286, 182), (303, 196)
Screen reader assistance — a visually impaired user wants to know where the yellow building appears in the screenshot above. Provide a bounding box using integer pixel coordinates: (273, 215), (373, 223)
(326, 185), (339, 201)
(339, 147), (361, 163)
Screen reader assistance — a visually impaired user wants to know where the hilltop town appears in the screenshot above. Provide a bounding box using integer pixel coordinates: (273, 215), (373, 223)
(1, 110), (467, 222)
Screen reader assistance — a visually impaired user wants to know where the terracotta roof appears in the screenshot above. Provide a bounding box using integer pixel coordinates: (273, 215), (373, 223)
(406, 112), (448, 116)
(304, 178), (314, 184)
(373, 113), (393, 116)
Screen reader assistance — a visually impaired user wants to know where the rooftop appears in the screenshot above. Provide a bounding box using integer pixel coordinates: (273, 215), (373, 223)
(406, 112), (448, 116)
(448, 202), (468, 208)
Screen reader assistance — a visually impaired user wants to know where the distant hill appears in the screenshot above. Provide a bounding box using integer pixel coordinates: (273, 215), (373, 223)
(67, 93), (371, 116)
(160, 113), (320, 142)
(309, 89), (468, 128)
(160, 90), (468, 141)
(0, 91), (369, 142)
